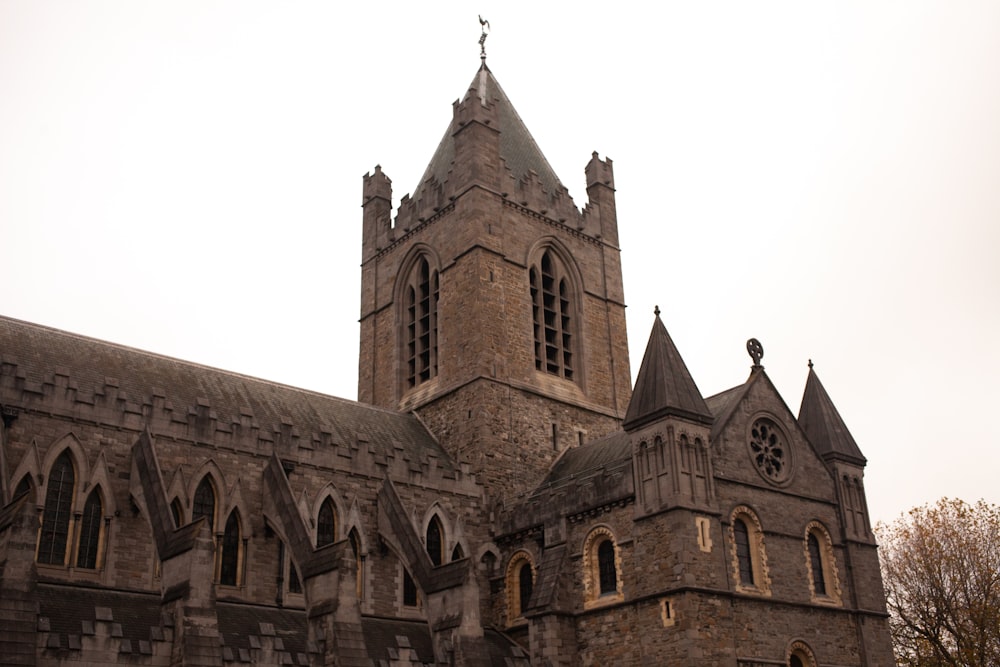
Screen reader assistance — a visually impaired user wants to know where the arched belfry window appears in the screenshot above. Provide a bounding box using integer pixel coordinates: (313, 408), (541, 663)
(38, 451), (75, 565)
(317, 497), (336, 547)
(530, 248), (575, 380)
(76, 488), (104, 569)
(404, 255), (439, 389)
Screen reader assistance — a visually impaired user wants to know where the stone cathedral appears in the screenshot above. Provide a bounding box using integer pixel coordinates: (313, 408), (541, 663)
(0, 56), (894, 666)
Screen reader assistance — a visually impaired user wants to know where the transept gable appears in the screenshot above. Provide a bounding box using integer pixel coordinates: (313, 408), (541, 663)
(708, 369), (836, 503)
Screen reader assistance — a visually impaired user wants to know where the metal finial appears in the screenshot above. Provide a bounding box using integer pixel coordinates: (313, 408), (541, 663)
(808, 359), (814, 370)
(479, 16), (490, 62)
(654, 305), (661, 317)
(746, 338), (764, 368)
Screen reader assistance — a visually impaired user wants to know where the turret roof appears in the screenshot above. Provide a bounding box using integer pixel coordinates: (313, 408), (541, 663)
(798, 364), (867, 465)
(412, 64), (566, 203)
(623, 311), (713, 429)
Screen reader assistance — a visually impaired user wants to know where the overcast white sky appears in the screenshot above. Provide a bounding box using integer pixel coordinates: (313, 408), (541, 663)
(1, 2), (998, 527)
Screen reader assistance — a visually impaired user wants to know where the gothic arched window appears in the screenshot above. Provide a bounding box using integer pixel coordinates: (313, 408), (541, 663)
(75, 488), (103, 569)
(404, 255), (439, 389)
(317, 497), (336, 547)
(219, 510), (241, 586)
(192, 477), (216, 530)
(426, 516), (443, 567)
(530, 248), (575, 380)
(38, 452), (75, 565)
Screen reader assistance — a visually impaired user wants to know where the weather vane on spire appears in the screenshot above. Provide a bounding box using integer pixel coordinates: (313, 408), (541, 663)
(479, 15), (490, 62)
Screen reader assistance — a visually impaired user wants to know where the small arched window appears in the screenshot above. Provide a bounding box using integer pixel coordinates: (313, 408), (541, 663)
(518, 561), (534, 610)
(451, 543), (464, 561)
(317, 497), (336, 547)
(76, 488), (103, 569)
(219, 510), (241, 586)
(734, 518), (754, 586)
(38, 451), (75, 565)
(404, 255), (439, 389)
(597, 539), (617, 595)
(192, 478), (216, 530)
(804, 522), (841, 604)
(807, 533), (825, 595)
(505, 551), (534, 624)
(729, 507), (770, 595)
(530, 248), (576, 380)
(788, 641), (817, 667)
(583, 527), (622, 607)
(426, 516), (443, 567)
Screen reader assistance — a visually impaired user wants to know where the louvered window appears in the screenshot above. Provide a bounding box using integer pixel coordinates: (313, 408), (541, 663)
(405, 257), (438, 389)
(530, 250), (574, 380)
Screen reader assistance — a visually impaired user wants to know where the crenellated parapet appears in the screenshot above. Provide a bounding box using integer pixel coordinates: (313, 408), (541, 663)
(0, 349), (479, 496)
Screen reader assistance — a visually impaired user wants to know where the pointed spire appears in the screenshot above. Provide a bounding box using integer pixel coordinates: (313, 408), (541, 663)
(411, 65), (567, 207)
(798, 363), (867, 465)
(623, 308), (713, 430)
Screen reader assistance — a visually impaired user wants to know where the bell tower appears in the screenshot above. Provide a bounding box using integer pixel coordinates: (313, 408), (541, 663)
(358, 63), (632, 504)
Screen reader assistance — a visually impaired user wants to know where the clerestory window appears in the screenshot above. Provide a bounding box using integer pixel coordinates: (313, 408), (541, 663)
(38, 452), (75, 565)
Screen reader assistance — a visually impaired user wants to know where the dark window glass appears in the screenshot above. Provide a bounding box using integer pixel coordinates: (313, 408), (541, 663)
(13, 474), (32, 499)
(598, 539), (617, 595)
(317, 498), (336, 547)
(518, 561), (534, 612)
(790, 655), (805, 667)
(170, 498), (183, 528)
(403, 569), (418, 607)
(38, 452), (74, 565)
(808, 533), (826, 595)
(451, 543), (464, 561)
(76, 488), (103, 569)
(426, 517), (443, 567)
(288, 560), (302, 594)
(219, 511), (240, 585)
(192, 478), (215, 530)
(734, 519), (754, 586)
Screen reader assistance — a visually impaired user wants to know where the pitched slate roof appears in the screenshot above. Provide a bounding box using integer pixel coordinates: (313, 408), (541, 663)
(412, 64), (566, 204)
(623, 313), (712, 430)
(798, 365), (867, 465)
(0, 315), (453, 469)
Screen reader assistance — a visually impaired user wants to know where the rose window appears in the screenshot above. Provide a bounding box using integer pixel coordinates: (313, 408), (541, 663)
(749, 418), (789, 483)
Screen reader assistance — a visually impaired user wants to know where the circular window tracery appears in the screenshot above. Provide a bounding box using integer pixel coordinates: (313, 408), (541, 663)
(748, 417), (791, 484)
